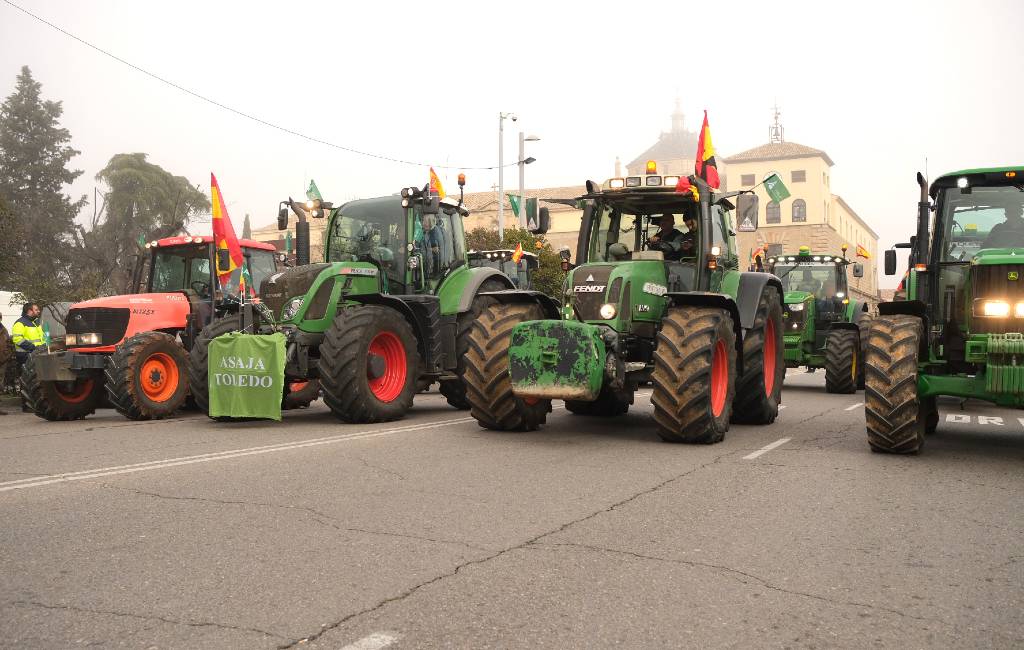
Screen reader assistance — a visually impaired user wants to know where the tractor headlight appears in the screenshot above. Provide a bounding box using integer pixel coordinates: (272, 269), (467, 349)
(599, 303), (617, 319)
(283, 297), (304, 320)
(65, 334), (76, 346)
(788, 303), (804, 312)
(980, 300), (1011, 317)
(67, 332), (101, 346)
(1016, 303), (1024, 318)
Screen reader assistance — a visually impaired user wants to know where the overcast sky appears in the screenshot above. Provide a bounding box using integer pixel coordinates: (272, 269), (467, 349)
(2, 0), (1022, 287)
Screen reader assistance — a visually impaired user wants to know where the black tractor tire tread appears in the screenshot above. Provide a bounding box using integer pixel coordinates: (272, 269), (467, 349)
(105, 331), (190, 420)
(731, 286), (784, 424)
(319, 306), (420, 423)
(856, 313), (874, 390)
(438, 279), (507, 410)
(187, 314), (243, 415)
(464, 302), (551, 431)
(825, 329), (859, 394)
(20, 352), (102, 421)
(864, 315), (925, 454)
(651, 307), (736, 444)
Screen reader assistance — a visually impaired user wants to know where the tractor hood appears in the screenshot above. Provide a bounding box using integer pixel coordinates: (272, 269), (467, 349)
(970, 248), (1024, 266)
(72, 292), (191, 310)
(259, 263), (332, 318)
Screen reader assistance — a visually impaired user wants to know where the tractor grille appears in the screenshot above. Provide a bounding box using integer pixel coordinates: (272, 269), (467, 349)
(66, 307), (130, 346)
(973, 264), (1024, 334)
(570, 265), (613, 320)
(259, 263), (332, 320)
(783, 304), (806, 334)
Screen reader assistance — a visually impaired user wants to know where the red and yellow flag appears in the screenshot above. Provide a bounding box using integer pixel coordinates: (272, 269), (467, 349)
(211, 173), (244, 288)
(695, 110), (720, 189)
(511, 242), (524, 264)
(856, 244), (871, 259)
(429, 167), (446, 199)
(674, 175), (700, 201)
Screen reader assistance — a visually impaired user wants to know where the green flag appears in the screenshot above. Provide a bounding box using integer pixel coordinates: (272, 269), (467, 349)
(764, 173), (791, 203)
(207, 332), (286, 420)
(42, 322), (51, 346)
(285, 231), (293, 254)
(307, 179), (323, 201)
(507, 193), (521, 218)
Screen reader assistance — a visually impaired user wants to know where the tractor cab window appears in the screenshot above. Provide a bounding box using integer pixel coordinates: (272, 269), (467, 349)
(587, 201), (699, 262)
(940, 187), (1024, 262)
(774, 264), (842, 300)
(244, 249), (277, 292)
(151, 244), (214, 297)
(327, 200), (406, 290)
(414, 206), (465, 287)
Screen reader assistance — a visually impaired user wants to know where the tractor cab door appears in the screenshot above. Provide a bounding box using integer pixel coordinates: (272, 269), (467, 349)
(411, 205), (466, 294)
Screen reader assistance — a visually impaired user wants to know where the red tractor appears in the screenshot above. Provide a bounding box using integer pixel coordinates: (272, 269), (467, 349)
(20, 235), (296, 421)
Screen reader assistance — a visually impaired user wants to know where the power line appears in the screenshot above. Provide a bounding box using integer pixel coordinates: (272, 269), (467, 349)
(1, 0), (513, 171)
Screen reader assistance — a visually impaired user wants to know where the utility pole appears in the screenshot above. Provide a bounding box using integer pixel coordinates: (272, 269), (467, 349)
(497, 112), (516, 240)
(518, 131), (540, 230)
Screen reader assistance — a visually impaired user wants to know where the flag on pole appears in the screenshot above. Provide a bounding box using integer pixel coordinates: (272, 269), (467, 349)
(856, 244), (871, 259)
(306, 179), (323, 201)
(764, 173), (791, 203)
(674, 176), (700, 201)
(429, 167), (446, 199)
(211, 173), (245, 292)
(507, 193), (521, 218)
(695, 110), (720, 189)
(511, 242), (524, 264)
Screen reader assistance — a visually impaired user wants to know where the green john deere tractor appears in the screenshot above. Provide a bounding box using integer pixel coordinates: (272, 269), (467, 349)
(766, 246), (872, 393)
(462, 167), (786, 443)
(867, 166), (1024, 453)
(187, 179), (557, 423)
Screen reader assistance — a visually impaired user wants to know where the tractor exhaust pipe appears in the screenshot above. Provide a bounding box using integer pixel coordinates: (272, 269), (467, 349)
(915, 172), (930, 265)
(295, 220), (310, 266)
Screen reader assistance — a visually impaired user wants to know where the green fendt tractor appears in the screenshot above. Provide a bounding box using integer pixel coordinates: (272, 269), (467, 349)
(462, 166), (786, 443)
(766, 246), (872, 393)
(187, 179), (557, 422)
(867, 166), (1024, 453)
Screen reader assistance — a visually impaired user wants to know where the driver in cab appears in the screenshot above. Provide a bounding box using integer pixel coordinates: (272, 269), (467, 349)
(982, 202), (1024, 248)
(647, 214), (695, 261)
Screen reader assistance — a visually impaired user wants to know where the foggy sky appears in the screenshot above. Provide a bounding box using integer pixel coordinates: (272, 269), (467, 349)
(1, 0), (1022, 288)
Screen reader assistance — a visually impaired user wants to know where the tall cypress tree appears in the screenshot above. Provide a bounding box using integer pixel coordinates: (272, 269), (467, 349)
(0, 66), (87, 300)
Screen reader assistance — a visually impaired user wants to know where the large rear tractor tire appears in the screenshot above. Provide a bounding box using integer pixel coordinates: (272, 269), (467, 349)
(652, 307), (736, 443)
(865, 315), (925, 454)
(282, 379), (320, 410)
(21, 353), (104, 421)
(438, 279), (507, 410)
(106, 332), (189, 420)
(464, 302), (551, 431)
(731, 287), (784, 424)
(187, 314), (242, 415)
(565, 386), (631, 417)
(319, 306), (420, 423)
(825, 329), (859, 394)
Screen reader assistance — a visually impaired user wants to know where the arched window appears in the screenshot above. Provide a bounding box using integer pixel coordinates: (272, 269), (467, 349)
(792, 199), (807, 222)
(766, 201), (781, 224)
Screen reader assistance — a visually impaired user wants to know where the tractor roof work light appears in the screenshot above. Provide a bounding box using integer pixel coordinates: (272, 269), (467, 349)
(957, 177), (969, 189)
(646, 160), (657, 175)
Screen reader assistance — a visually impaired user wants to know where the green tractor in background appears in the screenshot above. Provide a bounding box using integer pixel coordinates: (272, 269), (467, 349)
(468, 249), (539, 290)
(867, 166), (1024, 453)
(187, 178), (558, 423)
(766, 246), (872, 393)
(462, 166), (786, 443)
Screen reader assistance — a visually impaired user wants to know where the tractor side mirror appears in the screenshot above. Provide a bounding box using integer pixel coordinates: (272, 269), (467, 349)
(277, 206), (289, 230)
(736, 194), (759, 232)
(884, 249), (897, 275)
(853, 263), (864, 278)
(216, 249), (232, 274)
(530, 207), (550, 235)
(558, 246), (572, 272)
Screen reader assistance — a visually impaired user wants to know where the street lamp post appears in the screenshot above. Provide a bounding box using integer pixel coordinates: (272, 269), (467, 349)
(497, 112), (517, 241)
(518, 132), (540, 229)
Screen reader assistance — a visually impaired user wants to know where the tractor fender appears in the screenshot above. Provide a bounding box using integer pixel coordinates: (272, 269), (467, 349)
(345, 293), (428, 361)
(665, 292), (745, 372)
(829, 322), (860, 333)
(480, 290), (562, 320)
(456, 268), (515, 313)
(735, 272), (785, 330)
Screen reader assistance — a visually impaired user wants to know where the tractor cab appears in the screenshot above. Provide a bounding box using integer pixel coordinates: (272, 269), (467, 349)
(468, 250), (539, 289)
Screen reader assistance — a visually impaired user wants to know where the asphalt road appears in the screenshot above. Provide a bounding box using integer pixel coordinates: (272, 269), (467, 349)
(1, 371), (1022, 649)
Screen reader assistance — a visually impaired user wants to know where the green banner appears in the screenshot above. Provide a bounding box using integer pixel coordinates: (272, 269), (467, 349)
(763, 173), (791, 203)
(208, 332), (286, 420)
(307, 179), (323, 201)
(507, 193), (521, 218)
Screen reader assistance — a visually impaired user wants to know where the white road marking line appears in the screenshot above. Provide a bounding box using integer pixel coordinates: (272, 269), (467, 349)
(844, 402), (864, 411)
(978, 416), (1004, 426)
(341, 632), (400, 650)
(778, 404), (787, 409)
(0, 417), (477, 493)
(743, 437), (791, 460)
(946, 413), (970, 423)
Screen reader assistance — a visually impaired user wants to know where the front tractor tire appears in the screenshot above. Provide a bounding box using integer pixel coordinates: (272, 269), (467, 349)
(319, 306), (420, 423)
(21, 353), (104, 421)
(824, 329), (859, 394)
(187, 313), (243, 414)
(106, 332), (189, 420)
(864, 315), (925, 454)
(652, 307), (737, 443)
(731, 287), (784, 424)
(438, 279), (506, 410)
(464, 302), (551, 431)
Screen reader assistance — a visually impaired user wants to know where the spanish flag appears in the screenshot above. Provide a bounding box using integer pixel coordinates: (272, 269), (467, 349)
(211, 173), (244, 289)
(511, 242), (524, 264)
(856, 244), (871, 259)
(429, 167), (446, 199)
(674, 175), (700, 201)
(695, 110), (720, 189)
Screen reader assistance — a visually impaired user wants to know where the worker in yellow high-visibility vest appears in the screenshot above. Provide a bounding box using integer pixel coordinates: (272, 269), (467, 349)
(12, 303), (44, 365)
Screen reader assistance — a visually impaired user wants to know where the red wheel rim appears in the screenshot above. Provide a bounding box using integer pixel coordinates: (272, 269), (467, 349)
(56, 378), (94, 404)
(710, 340), (728, 418)
(763, 316), (777, 397)
(139, 352), (179, 402)
(289, 380), (309, 394)
(367, 331), (407, 402)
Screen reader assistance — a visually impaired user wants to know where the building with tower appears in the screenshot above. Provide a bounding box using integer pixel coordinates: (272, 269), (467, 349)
(625, 99), (705, 178)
